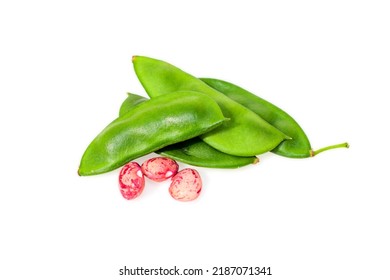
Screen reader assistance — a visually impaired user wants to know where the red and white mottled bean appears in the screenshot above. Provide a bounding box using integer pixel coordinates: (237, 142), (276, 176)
(169, 168), (202, 202)
(141, 157), (179, 182)
(118, 162), (145, 200)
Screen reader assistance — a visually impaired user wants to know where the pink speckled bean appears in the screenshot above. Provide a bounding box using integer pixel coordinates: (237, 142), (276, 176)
(141, 157), (179, 182)
(118, 162), (145, 200)
(169, 168), (202, 202)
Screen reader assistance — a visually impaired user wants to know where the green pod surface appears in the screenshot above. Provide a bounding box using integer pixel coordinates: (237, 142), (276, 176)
(119, 93), (259, 168)
(132, 56), (289, 157)
(158, 138), (259, 168)
(119, 92), (148, 116)
(79, 91), (226, 176)
(200, 78), (311, 158)
(201, 78), (349, 158)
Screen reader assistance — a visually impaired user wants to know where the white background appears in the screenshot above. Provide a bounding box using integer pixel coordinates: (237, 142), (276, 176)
(1, 1), (389, 279)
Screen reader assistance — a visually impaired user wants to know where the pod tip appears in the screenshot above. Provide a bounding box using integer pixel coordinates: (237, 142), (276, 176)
(253, 157), (260, 164)
(132, 55), (137, 62)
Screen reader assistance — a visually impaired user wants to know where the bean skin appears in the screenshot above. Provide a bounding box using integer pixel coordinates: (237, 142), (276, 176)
(119, 93), (259, 168)
(118, 162), (145, 200)
(141, 157), (179, 182)
(201, 78), (349, 158)
(132, 56), (289, 157)
(169, 168), (202, 202)
(78, 91), (226, 176)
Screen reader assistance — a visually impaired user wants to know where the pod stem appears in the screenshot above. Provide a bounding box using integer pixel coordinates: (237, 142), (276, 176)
(310, 142), (349, 157)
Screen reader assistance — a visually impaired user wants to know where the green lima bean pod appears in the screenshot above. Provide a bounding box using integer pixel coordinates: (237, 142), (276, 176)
(201, 78), (349, 158)
(79, 91), (226, 176)
(132, 56), (290, 157)
(119, 93), (259, 168)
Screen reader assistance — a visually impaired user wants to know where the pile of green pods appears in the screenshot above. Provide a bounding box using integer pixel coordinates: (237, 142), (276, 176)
(78, 56), (348, 176)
